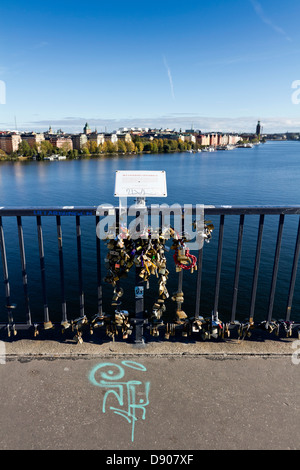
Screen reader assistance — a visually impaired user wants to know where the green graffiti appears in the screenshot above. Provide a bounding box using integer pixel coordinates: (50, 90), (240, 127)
(89, 360), (150, 442)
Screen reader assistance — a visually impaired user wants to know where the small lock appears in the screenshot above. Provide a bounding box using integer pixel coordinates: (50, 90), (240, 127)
(33, 324), (39, 337)
(61, 320), (71, 332)
(176, 310), (187, 321)
(44, 321), (54, 330)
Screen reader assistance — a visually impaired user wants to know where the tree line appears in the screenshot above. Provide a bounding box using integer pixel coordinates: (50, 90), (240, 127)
(1, 137), (197, 160)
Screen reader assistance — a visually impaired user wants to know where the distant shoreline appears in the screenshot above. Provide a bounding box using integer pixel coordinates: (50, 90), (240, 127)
(0, 138), (295, 163)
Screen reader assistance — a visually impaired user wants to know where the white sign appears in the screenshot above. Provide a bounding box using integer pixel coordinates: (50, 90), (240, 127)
(114, 171), (167, 198)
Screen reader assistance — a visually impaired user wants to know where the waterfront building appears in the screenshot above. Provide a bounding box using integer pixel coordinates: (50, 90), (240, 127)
(218, 134), (229, 146)
(229, 135), (241, 145)
(104, 133), (118, 144)
(0, 133), (22, 153)
(116, 132), (132, 143)
(49, 136), (73, 151)
(183, 134), (196, 144)
(21, 132), (45, 150)
(210, 134), (219, 147)
(71, 133), (88, 150)
(87, 132), (105, 146)
(197, 134), (210, 146)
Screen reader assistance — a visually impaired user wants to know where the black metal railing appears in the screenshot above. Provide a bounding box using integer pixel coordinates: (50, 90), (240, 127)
(0, 205), (300, 343)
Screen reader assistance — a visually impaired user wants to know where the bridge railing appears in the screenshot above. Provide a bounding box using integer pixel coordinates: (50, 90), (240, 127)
(0, 205), (300, 343)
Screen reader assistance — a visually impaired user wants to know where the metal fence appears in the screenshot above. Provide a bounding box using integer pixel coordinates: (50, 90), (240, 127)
(0, 205), (300, 343)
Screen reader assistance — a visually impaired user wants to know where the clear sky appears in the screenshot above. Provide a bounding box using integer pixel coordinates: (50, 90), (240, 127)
(1, 0), (300, 133)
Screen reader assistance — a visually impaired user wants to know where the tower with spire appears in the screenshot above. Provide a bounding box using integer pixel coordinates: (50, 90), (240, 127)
(256, 120), (262, 138)
(83, 122), (91, 135)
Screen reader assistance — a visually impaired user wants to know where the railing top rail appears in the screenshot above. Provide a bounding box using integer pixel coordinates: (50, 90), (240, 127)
(0, 205), (300, 216)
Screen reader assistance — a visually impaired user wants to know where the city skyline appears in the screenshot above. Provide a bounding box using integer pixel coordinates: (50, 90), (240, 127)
(1, 0), (300, 133)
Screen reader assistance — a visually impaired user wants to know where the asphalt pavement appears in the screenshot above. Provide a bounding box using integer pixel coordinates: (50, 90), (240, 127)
(0, 335), (300, 451)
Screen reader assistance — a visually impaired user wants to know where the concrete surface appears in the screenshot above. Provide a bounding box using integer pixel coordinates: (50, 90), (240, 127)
(0, 335), (300, 451)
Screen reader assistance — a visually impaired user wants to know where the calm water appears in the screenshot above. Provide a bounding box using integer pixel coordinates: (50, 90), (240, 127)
(0, 140), (300, 325)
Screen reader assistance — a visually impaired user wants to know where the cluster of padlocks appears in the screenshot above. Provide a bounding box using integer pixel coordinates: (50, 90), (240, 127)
(70, 220), (219, 343)
(69, 312), (299, 344)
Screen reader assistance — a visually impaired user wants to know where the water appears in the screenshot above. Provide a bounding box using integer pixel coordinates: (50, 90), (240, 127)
(0, 140), (300, 325)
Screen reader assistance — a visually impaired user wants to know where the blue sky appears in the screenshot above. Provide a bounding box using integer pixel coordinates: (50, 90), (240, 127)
(1, 0), (300, 133)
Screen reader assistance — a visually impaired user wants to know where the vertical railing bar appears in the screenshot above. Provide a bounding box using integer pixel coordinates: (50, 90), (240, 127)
(286, 216), (300, 322)
(56, 216), (68, 325)
(132, 208), (145, 344)
(213, 214), (225, 315)
(76, 216), (85, 318)
(267, 214), (285, 323)
(17, 216), (32, 325)
(249, 214), (265, 322)
(115, 207), (120, 236)
(194, 247), (203, 319)
(36, 215), (51, 327)
(96, 215), (103, 316)
(0, 216), (13, 326)
(175, 210), (185, 318)
(231, 214), (245, 323)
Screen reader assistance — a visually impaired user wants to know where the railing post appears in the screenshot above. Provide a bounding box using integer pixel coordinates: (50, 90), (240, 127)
(267, 214), (285, 323)
(76, 216), (85, 318)
(0, 216), (14, 329)
(231, 214), (245, 323)
(286, 216), (300, 322)
(249, 214), (265, 323)
(17, 216), (31, 325)
(36, 215), (51, 329)
(56, 216), (68, 328)
(96, 215), (103, 317)
(213, 214), (225, 316)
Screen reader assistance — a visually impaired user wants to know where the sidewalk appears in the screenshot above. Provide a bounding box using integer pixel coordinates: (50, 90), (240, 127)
(0, 335), (299, 451)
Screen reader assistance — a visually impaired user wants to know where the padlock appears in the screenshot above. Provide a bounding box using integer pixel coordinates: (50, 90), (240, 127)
(224, 323), (230, 338)
(61, 320), (71, 333)
(44, 321), (54, 330)
(89, 314), (105, 334)
(71, 315), (88, 332)
(74, 331), (84, 344)
(176, 309), (187, 322)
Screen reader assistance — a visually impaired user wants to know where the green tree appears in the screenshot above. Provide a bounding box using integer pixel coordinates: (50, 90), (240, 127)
(106, 141), (118, 153)
(40, 140), (54, 155)
(117, 140), (127, 153)
(0, 149), (7, 159)
(178, 140), (187, 152)
(163, 143), (171, 153)
(152, 142), (158, 153)
(135, 141), (144, 153)
(169, 140), (178, 152)
(18, 141), (31, 156)
(82, 146), (90, 155)
(143, 142), (153, 152)
(88, 141), (98, 154)
(125, 141), (135, 153)
(156, 139), (164, 153)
